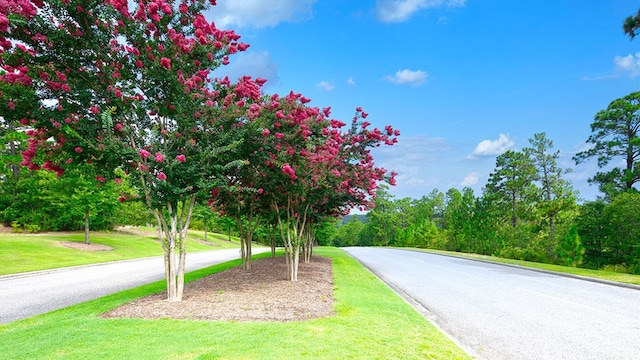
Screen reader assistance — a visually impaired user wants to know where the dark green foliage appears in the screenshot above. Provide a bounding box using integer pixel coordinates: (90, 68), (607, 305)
(601, 192), (640, 267)
(576, 200), (608, 268)
(332, 215), (364, 247)
(556, 225), (585, 267)
(1, 170), (119, 231)
(623, 9), (640, 40)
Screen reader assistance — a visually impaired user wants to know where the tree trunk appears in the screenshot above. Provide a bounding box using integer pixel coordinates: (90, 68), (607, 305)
(235, 216), (252, 270)
(84, 207), (90, 245)
(273, 198), (309, 281)
(270, 223), (277, 258)
(155, 195), (196, 302)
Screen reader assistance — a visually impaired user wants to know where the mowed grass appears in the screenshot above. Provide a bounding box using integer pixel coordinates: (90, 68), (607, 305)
(0, 248), (471, 360)
(415, 249), (640, 286)
(0, 229), (241, 276)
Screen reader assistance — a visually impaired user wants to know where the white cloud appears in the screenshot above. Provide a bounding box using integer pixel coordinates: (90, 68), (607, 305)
(467, 133), (515, 159)
(614, 52), (640, 77)
(347, 76), (356, 86)
(383, 69), (428, 86)
(211, 51), (279, 87)
(316, 80), (335, 91)
(375, 0), (466, 23)
(210, 0), (316, 28)
(460, 172), (479, 186)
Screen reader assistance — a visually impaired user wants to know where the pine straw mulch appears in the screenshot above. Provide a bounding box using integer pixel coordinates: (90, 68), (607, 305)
(102, 256), (336, 322)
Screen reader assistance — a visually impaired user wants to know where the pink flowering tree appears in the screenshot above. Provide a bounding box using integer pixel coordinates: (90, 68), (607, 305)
(296, 107), (399, 262)
(1, 0), (257, 301)
(206, 87), (270, 270)
(213, 89), (399, 281)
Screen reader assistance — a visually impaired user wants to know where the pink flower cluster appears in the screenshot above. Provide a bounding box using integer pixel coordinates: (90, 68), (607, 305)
(282, 163), (297, 180)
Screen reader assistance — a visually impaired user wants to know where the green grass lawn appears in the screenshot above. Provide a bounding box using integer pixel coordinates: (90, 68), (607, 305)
(0, 248), (470, 360)
(415, 248), (640, 286)
(0, 229), (242, 276)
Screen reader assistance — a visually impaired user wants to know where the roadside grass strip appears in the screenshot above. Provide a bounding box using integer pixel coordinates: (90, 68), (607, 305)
(416, 248), (640, 286)
(0, 231), (240, 276)
(0, 247), (470, 360)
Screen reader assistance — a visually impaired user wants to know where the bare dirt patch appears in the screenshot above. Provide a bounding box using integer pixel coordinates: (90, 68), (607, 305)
(102, 256), (335, 322)
(57, 241), (114, 251)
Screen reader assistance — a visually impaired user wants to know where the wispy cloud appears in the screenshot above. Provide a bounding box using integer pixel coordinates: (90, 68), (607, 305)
(375, 0), (466, 23)
(467, 133), (515, 159)
(383, 69), (428, 86)
(316, 80), (335, 91)
(614, 52), (640, 77)
(211, 51), (279, 86)
(580, 74), (618, 81)
(210, 0), (316, 28)
(460, 172), (479, 186)
(372, 134), (451, 192)
(347, 76), (356, 86)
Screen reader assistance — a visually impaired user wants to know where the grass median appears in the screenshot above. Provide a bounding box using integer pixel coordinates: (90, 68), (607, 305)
(0, 247), (470, 360)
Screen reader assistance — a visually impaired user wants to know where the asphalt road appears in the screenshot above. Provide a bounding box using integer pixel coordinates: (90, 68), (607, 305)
(344, 247), (640, 360)
(0, 248), (269, 325)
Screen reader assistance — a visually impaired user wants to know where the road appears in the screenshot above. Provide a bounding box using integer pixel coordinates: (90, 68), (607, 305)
(344, 247), (640, 360)
(0, 248), (269, 325)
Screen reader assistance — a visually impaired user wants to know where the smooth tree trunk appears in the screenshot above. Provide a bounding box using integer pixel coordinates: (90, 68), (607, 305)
(84, 207), (90, 245)
(270, 223), (277, 258)
(273, 198), (310, 281)
(154, 195), (196, 301)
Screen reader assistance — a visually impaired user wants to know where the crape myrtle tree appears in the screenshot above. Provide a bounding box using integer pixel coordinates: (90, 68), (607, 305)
(207, 90), (271, 270)
(210, 94), (398, 281)
(1, 0), (258, 301)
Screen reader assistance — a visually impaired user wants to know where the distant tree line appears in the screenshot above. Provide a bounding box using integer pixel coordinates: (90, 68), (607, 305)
(324, 93), (640, 274)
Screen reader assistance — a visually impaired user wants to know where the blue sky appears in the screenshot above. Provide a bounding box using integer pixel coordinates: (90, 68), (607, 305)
(208, 0), (640, 202)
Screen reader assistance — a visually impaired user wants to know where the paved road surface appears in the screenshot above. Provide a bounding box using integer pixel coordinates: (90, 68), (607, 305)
(0, 248), (269, 325)
(344, 247), (640, 360)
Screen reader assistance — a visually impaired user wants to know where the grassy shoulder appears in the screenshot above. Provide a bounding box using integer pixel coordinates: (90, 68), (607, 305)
(0, 228), (242, 276)
(0, 247), (470, 360)
(413, 248), (640, 286)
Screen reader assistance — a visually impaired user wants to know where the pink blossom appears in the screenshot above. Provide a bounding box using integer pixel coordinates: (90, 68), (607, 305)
(275, 132), (284, 139)
(257, 188), (264, 194)
(96, 176), (107, 182)
(157, 172), (167, 181)
(75, 147), (83, 153)
(114, 123), (123, 131)
(154, 152), (164, 162)
(140, 149), (151, 159)
(175, 154), (186, 162)
(282, 163), (297, 180)
(160, 57), (171, 69)
(261, 128), (270, 137)
(114, 88), (122, 98)
(115, 178), (122, 184)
